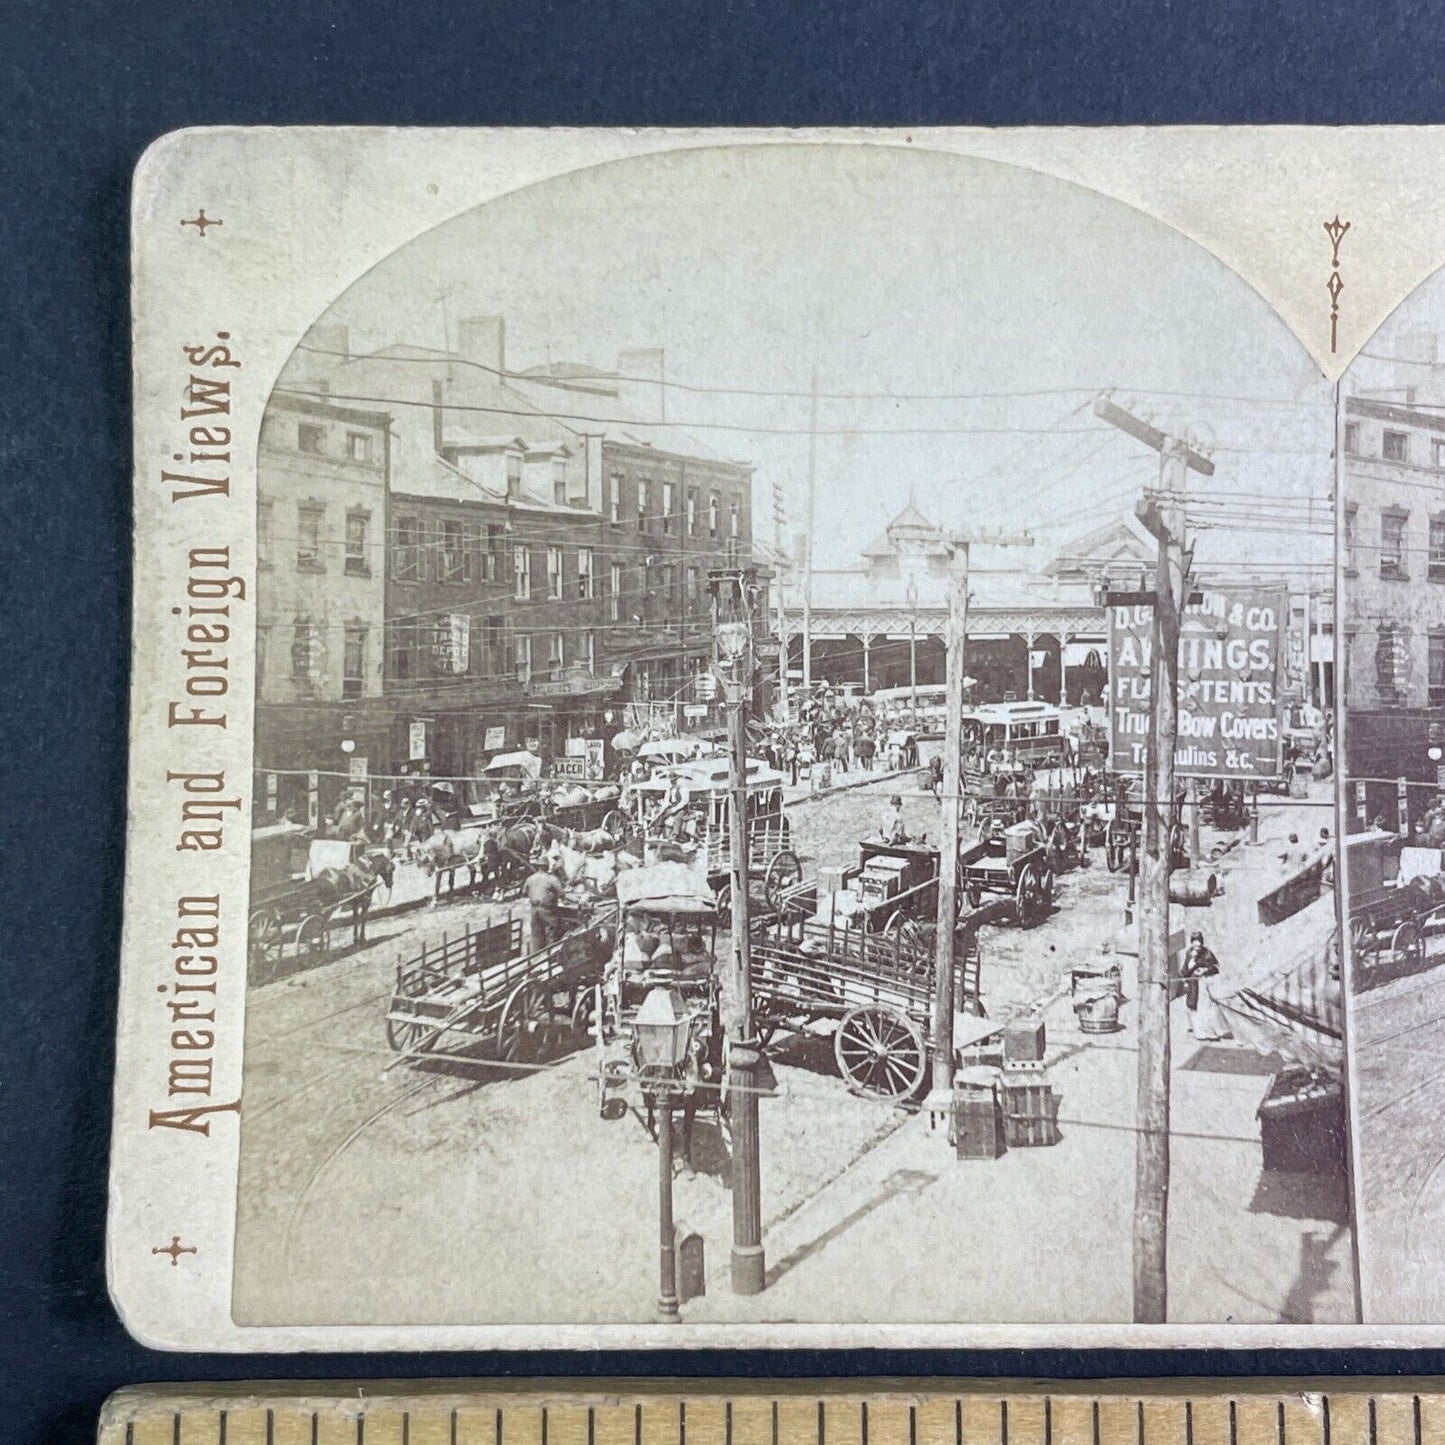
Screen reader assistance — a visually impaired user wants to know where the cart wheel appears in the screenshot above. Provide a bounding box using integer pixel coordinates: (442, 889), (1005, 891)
(248, 908), (284, 984)
(1015, 866), (1042, 925)
(1349, 916), (1376, 969)
(570, 982), (598, 1040)
(497, 981), (546, 1063)
(295, 911), (328, 961)
(764, 850), (803, 912)
(833, 1007), (927, 1102)
(385, 1015), (438, 1054)
(1392, 918), (1424, 963)
(602, 809), (633, 844)
(1038, 865), (1056, 913)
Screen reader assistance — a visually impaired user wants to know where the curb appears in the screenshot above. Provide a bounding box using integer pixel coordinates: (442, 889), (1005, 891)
(783, 767), (924, 808)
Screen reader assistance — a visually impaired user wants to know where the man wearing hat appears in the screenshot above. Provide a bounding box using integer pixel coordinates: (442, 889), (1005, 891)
(880, 795), (909, 845)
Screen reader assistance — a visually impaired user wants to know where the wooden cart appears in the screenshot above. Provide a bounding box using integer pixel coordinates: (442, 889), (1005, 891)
(384, 901), (616, 1065)
(958, 827), (1055, 927)
(749, 911), (984, 1102)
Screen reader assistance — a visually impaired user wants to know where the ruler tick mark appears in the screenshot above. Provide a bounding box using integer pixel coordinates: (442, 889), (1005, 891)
(862, 1402), (869, 1445)
(1045, 1399), (1052, 1445)
(1230, 1401), (1238, 1445)
(452, 1408), (459, 1445)
(174, 1412), (181, 1445)
(1323, 1398), (1331, 1445)
(220, 1410), (228, 1445)
(543, 1406), (549, 1445)
(818, 1400), (826, 1445)
(1138, 1400), (1146, 1445)
(266, 1407), (275, 1445)
(910, 1405), (918, 1445)
(725, 1403), (732, 1445)
(636, 1403), (643, 1445)
(955, 1398), (963, 1445)
(1278, 1401), (1286, 1445)
(1186, 1401), (1194, 1445)
(1371, 1399), (1379, 1445)
(1001, 1399), (1009, 1445)
(682, 1400), (688, 1445)
(1416, 1397), (1424, 1445)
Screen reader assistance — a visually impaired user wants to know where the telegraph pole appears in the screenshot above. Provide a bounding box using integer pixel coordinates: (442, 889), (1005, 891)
(712, 568), (765, 1295)
(801, 368), (817, 693)
(927, 528), (1032, 1105)
(1094, 396), (1213, 1325)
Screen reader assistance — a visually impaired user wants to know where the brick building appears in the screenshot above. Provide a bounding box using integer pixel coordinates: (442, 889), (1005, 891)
(253, 390), (393, 805)
(1342, 392), (1445, 799)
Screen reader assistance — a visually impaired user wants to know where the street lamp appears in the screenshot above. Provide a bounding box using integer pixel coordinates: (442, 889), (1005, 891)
(632, 986), (691, 1323)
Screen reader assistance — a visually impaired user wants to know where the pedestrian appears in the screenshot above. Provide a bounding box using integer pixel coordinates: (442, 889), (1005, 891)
(1181, 931), (1228, 1040)
(524, 861), (566, 954)
(879, 794), (909, 845)
(929, 753), (943, 798)
(858, 732), (875, 772)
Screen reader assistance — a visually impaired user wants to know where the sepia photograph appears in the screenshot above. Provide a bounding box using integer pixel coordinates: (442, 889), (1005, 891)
(221, 142), (1352, 1329)
(1339, 267), (1445, 1322)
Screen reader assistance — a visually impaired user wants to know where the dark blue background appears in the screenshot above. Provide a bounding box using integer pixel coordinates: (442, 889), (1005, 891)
(4, 1), (1442, 1441)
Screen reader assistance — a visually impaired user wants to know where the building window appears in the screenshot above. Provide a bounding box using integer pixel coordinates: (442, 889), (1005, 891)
(687, 488), (698, 535)
(730, 500), (739, 538)
(610, 561), (622, 622)
(548, 632), (564, 675)
(637, 477), (649, 531)
(547, 545), (563, 599)
(1381, 509), (1409, 580)
(662, 565), (676, 613)
(1345, 421), (1360, 455)
(1432, 515), (1445, 583)
(346, 431), (372, 463)
(1384, 429), (1410, 462)
(343, 626), (366, 699)
(1376, 624), (1408, 706)
(345, 510), (370, 576)
(514, 635), (532, 685)
(609, 474), (622, 524)
(483, 616), (504, 676)
(514, 545), (531, 600)
(298, 422), (325, 454)
(290, 617), (316, 682)
(297, 505), (324, 570)
(1344, 504), (1357, 574)
(661, 480), (674, 534)
(393, 514), (421, 582)
(485, 524), (505, 580)
(578, 547), (594, 600)
(1434, 439), (1445, 470)
(1431, 632), (1445, 708)
(440, 519), (466, 583)
(257, 501), (274, 567)
(708, 494), (719, 540)
(553, 458), (567, 506)
(686, 565), (699, 608)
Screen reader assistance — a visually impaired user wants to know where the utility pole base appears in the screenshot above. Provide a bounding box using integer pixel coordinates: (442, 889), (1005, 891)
(921, 1085), (955, 1136)
(730, 1246), (766, 1296)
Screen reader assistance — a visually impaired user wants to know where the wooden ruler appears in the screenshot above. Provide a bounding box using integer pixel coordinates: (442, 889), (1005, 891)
(97, 1382), (1442, 1445)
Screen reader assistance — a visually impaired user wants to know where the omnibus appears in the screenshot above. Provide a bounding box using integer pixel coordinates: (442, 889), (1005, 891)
(960, 700), (1069, 770)
(868, 683), (948, 737)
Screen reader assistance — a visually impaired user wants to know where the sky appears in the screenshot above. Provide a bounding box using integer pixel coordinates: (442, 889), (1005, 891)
(307, 142), (1335, 578)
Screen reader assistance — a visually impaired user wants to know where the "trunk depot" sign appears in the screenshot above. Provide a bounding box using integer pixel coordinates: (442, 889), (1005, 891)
(1109, 586), (1284, 781)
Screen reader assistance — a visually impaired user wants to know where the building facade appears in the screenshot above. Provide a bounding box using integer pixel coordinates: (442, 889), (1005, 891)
(1342, 393), (1445, 792)
(778, 505), (1118, 707)
(253, 391), (393, 786)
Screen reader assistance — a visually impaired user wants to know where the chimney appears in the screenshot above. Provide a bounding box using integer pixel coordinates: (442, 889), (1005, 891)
(617, 346), (666, 423)
(432, 379), (446, 455)
(457, 315), (505, 374)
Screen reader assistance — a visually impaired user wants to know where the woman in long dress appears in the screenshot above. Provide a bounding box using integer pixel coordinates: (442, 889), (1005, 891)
(1183, 931), (1230, 1041)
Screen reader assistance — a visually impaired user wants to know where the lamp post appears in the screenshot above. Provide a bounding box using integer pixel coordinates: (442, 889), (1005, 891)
(632, 986), (691, 1323)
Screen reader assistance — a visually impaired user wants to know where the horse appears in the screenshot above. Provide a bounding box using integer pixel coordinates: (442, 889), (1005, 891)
(409, 826), (495, 901)
(310, 850), (395, 947)
(540, 821), (617, 856)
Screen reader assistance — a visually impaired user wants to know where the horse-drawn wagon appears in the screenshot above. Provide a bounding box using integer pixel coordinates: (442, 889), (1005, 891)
(634, 758), (803, 918)
(385, 897), (616, 1065)
(590, 863), (727, 1151)
(247, 831), (394, 983)
(958, 822), (1056, 926)
(1349, 847), (1445, 970)
(748, 908), (985, 1102)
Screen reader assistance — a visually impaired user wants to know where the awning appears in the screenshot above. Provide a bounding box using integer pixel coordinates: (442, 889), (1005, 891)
(1062, 641), (1106, 668)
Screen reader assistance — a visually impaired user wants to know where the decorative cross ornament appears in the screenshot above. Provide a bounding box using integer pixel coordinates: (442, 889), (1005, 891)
(181, 210), (221, 237)
(1324, 215), (1351, 353)
(152, 1236), (197, 1266)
